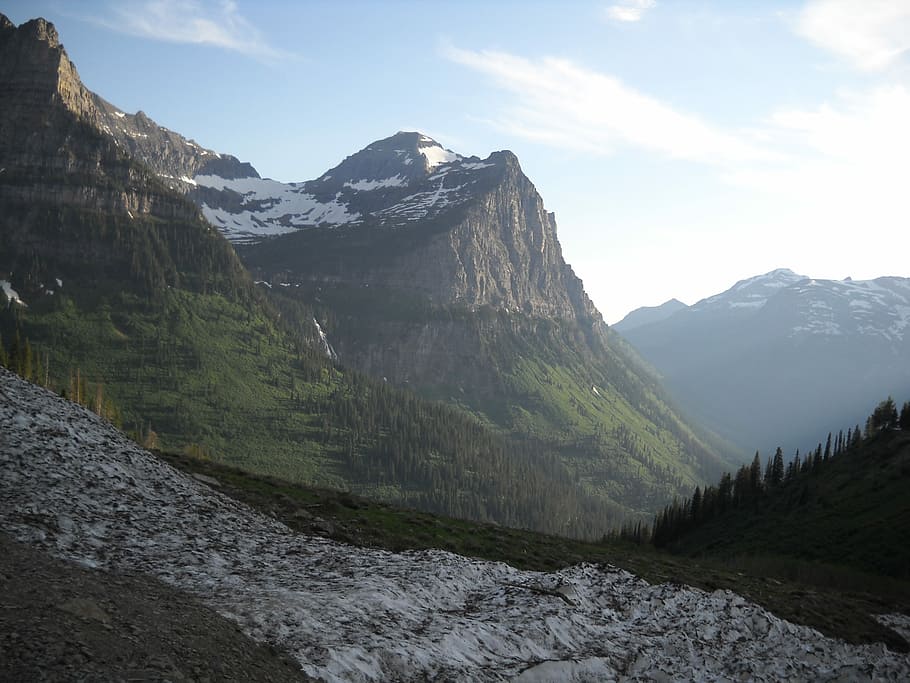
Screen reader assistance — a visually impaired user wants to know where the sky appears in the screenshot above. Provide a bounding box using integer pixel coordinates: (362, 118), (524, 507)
(5, 0), (910, 323)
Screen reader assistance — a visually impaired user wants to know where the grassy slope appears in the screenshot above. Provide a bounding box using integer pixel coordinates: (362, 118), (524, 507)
(13, 287), (345, 484)
(157, 449), (910, 653)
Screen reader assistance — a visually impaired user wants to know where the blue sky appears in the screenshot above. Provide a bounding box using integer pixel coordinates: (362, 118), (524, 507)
(5, 0), (910, 322)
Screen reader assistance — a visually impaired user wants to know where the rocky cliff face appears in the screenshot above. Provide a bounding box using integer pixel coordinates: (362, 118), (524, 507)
(241, 133), (604, 329)
(0, 12), (254, 207)
(0, 13), (248, 300)
(0, 14), (199, 221)
(90, 99), (258, 185)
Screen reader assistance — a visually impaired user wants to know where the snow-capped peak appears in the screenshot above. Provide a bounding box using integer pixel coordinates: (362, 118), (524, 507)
(415, 134), (461, 170)
(189, 131), (504, 242)
(687, 270), (910, 341)
(695, 268), (808, 312)
(730, 268), (806, 293)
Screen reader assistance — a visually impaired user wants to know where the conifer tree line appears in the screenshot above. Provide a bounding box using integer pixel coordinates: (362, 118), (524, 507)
(641, 396), (910, 547)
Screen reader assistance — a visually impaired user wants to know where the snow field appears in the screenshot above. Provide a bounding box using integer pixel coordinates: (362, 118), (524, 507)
(1, 369), (908, 682)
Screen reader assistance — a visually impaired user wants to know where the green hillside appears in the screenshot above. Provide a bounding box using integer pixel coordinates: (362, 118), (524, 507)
(653, 406), (910, 580)
(0, 202), (633, 538)
(266, 281), (732, 518)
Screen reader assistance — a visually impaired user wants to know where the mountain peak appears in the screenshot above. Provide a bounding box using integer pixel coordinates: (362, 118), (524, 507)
(0, 13), (101, 126)
(17, 17), (60, 48)
(694, 268), (808, 312)
(613, 298), (688, 333)
(309, 131), (470, 196)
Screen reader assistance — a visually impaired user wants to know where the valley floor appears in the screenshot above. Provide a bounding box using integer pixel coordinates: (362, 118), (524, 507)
(2, 368), (909, 682)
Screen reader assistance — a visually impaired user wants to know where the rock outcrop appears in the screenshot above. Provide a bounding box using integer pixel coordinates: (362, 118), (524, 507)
(0, 14), (197, 220)
(0, 13), (248, 299)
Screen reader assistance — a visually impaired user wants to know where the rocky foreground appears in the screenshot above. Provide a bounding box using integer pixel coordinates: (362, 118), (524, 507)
(1, 368), (909, 682)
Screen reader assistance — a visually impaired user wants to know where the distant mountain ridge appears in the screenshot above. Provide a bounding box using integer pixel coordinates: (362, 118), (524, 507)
(613, 298), (687, 333)
(618, 268), (910, 454)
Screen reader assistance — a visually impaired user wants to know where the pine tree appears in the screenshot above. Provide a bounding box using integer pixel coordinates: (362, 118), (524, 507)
(749, 452), (763, 498)
(691, 486), (702, 522)
(22, 339), (33, 381)
(901, 402), (910, 431)
(870, 397), (899, 431)
(770, 447), (785, 486)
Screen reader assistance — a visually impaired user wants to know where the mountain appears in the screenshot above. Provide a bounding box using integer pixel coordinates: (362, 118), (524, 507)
(613, 298), (688, 333)
(240, 131), (599, 321)
(40, 8), (731, 515)
(618, 268), (910, 454)
(97, 88), (732, 514)
(1, 13), (663, 537)
(0, 14), (248, 298)
(230, 133), (732, 517)
(4, 367), (908, 681)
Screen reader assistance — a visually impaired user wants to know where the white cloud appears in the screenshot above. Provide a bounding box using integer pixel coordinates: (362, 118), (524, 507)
(796, 0), (910, 70)
(101, 0), (289, 62)
(725, 84), (910, 264)
(444, 46), (775, 166)
(604, 0), (656, 24)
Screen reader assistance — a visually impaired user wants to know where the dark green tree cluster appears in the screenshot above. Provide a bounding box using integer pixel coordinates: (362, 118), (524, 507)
(650, 397), (905, 547)
(866, 396), (900, 434)
(300, 370), (621, 538)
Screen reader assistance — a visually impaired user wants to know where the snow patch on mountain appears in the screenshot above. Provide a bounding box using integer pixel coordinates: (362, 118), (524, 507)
(2, 369), (909, 683)
(194, 174), (360, 241)
(696, 269), (808, 312)
(690, 269), (910, 342)
(378, 179), (468, 222)
(181, 133), (506, 242)
(313, 317), (337, 361)
(417, 137), (461, 169)
(343, 175), (408, 191)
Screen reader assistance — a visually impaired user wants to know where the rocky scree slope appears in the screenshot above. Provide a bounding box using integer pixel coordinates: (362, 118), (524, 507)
(0, 531), (310, 682)
(2, 368), (909, 682)
(618, 268), (910, 453)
